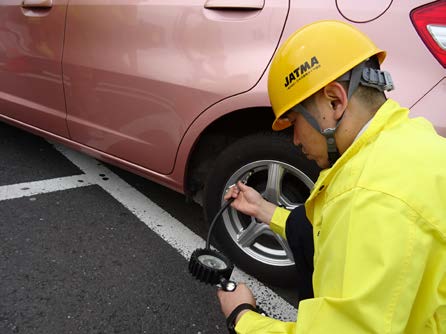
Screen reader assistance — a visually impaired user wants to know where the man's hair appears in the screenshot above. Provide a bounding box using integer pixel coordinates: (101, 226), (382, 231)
(302, 55), (386, 113)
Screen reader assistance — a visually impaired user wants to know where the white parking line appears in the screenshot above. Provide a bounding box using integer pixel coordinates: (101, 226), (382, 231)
(1, 142), (297, 321)
(0, 174), (92, 201)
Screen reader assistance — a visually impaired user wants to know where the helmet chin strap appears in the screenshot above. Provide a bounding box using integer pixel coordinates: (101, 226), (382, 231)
(292, 102), (344, 167)
(321, 128), (340, 166)
(291, 60), (394, 167)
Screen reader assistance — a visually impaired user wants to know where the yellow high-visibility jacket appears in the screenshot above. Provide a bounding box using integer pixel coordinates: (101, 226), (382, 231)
(236, 99), (446, 334)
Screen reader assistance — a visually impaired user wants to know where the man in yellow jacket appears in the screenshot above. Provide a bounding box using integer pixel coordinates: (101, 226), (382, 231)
(218, 20), (446, 333)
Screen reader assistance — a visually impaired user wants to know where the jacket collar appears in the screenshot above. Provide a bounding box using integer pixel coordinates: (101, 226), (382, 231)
(307, 98), (409, 202)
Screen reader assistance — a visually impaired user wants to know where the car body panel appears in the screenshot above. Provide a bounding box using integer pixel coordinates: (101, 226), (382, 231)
(410, 77), (446, 134)
(0, 0), (69, 136)
(62, 0), (288, 174)
(335, 0), (393, 22)
(0, 0), (444, 196)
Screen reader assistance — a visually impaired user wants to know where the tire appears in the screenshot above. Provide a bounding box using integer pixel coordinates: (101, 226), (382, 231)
(203, 132), (320, 287)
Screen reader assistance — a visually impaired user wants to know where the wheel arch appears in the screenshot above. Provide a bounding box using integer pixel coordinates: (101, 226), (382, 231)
(184, 106), (285, 205)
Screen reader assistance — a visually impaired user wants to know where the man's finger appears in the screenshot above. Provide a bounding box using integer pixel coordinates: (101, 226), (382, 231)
(237, 180), (249, 190)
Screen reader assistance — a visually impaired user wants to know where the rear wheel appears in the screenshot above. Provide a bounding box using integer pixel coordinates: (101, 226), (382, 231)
(203, 132), (319, 286)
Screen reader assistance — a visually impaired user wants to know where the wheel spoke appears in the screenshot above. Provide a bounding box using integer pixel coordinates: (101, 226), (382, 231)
(237, 219), (269, 248)
(273, 234), (294, 261)
(263, 162), (284, 204)
(279, 195), (297, 209)
(282, 201), (304, 211)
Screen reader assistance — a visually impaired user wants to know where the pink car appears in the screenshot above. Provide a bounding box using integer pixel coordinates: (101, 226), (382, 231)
(1, 0), (444, 284)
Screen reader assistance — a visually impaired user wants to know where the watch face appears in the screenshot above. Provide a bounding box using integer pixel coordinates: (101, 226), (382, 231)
(197, 254), (228, 270)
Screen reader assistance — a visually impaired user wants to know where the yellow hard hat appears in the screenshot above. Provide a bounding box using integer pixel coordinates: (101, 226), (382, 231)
(268, 20), (386, 131)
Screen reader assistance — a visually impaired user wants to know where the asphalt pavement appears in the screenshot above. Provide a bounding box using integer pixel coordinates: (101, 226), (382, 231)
(0, 122), (297, 334)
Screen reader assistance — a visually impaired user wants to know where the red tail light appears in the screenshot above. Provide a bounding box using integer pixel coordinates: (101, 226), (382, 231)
(410, 1), (446, 68)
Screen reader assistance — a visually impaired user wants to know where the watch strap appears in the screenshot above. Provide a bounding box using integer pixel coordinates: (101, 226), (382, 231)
(226, 303), (257, 334)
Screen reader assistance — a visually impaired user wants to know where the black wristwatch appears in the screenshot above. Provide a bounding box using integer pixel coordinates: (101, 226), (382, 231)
(226, 303), (257, 334)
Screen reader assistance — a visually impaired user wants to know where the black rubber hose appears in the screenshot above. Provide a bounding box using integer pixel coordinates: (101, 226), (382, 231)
(205, 198), (234, 250)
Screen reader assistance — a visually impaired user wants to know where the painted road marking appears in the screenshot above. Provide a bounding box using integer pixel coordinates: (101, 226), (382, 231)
(0, 142), (297, 321)
(0, 175), (92, 201)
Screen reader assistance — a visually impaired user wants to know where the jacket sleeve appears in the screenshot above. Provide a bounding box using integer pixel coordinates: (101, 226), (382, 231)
(269, 206), (291, 239)
(294, 188), (426, 334)
(235, 310), (296, 333)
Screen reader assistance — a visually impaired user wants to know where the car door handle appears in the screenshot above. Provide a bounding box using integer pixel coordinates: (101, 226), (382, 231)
(22, 0), (52, 8)
(204, 0), (264, 10)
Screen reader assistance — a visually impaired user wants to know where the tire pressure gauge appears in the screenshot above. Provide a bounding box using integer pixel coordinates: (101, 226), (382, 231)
(189, 248), (236, 291)
(188, 198), (237, 291)
(188, 171), (252, 292)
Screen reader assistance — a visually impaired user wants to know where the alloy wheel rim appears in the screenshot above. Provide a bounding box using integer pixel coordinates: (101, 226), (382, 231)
(221, 160), (314, 267)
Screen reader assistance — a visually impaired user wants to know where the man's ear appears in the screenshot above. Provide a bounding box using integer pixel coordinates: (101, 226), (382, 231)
(323, 82), (348, 121)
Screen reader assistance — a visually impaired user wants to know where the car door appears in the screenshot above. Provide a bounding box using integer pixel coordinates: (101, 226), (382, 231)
(63, 0), (288, 175)
(0, 0), (69, 137)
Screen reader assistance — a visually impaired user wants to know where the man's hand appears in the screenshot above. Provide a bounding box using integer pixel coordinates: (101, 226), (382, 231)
(224, 181), (277, 225)
(217, 283), (256, 324)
